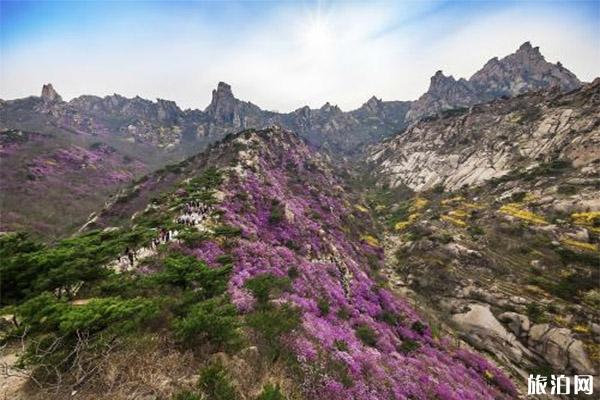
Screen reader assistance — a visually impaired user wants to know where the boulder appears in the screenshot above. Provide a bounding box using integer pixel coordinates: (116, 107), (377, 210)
(498, 312), (530, 338)
(452, 304), (533, 365)
(528, 324), (597, 375)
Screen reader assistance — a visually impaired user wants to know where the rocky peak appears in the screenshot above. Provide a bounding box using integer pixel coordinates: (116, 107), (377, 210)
(204, 81), (238, 120)
(470, 41), (581, 96)
(155, 99), (182, 123)
(430, 70), (455, 88)
(41, 83), (62, 103)
(214, 81), (234, 99)
(320, 102), (341, 114)
(407, 42), (582, 122)
(366, 95), (382, 108)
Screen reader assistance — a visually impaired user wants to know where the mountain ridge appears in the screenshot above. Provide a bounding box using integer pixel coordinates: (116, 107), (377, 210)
(0, 41), (586, 237)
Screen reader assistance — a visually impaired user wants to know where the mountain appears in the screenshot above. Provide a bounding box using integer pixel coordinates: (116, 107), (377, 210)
(368, 78), (599, 191)
(362, 80), (599, 389)
(0, 42), (583, 237)
(406, 41), (582, 121)
(0, 83), (410, 236)
(1, 127), (519, 399)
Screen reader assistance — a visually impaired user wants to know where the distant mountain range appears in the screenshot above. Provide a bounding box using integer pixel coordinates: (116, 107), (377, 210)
(0, 42), (584, 236)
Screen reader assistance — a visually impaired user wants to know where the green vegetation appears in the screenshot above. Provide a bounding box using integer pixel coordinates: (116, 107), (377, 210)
(0, 229), (153, 306)
(246, 304), (301, 358)
(256, 384), (286, 400)
(411, 321), (427, 335)
(172, 390), (201, 400)
(317, 297), (330, 316)
(173, 297), (240, 348)
(398, 339), (420, 354)
(245, 274), (291, 306)
(269, 200), (285, 224)
(377, 310), (401, 326)
(526, 303), (545, 323)
(334, 339), (349, 352)
(354, 324), (378, 347)
(154, 252), (231, 294)
(198, 359), (240, 400)
(214, 224), (242, 237)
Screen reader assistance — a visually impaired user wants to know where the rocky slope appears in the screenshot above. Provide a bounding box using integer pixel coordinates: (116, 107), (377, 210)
(1, 127), (519, 399)
(406, 42), (581, 121)
(367, 78), (599, 191)
(361, 80), (600, 395)
(362, 162), (600, 394)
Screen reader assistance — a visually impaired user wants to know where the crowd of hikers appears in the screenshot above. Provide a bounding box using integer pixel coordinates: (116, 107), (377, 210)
(120, 201), (212, 268)
(176, 201), (213, 227)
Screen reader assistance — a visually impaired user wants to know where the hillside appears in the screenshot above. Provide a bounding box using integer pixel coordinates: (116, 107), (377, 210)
(1, 128), (518, 400)
(361, 81), (600, 393)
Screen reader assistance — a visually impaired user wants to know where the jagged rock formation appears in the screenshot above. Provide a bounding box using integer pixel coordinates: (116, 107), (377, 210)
(204, 82), (265, 128)
(470, 42), (581, 98)
(41, 83), (62, 103)
(367, 79), (600, 191)
(407, 42), (582, 121)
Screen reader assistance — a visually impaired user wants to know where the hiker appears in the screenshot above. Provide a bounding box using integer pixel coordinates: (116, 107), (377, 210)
(125, 247), (134, 266)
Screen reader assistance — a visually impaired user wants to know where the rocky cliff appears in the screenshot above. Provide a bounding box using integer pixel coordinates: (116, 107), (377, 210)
(367, 79), (599, 191)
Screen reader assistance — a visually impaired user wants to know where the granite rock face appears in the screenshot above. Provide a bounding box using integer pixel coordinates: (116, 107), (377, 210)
(367, 79), (600, 191)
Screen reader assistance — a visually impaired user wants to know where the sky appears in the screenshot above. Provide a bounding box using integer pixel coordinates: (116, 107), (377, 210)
(0, 0), (598, 111)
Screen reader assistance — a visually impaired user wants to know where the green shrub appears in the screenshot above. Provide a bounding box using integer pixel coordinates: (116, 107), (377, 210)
(377, 310), (400, 326)
(269, 201), (285, 224)
(411, 321), (427, 335)
(245, 274), (291, 306)
(398, 339), (420, 354)
(173, 297), (240, 348)
(0, 230), (132, 305)
(467, 226), (485, 237)
(336, 307), (351, 320)
(256, 383), (285, 400)
(355, 324), (377, 347)
(317, 297), (330, 316)
(16, 294), (158, 380)
(17, 294), (157, 337)
(197, 360), (239, 400)
(177, 230), (208, 247)
(526, 303), (545, 323)
(510, 191), (527, 202)
(334, 339), (348, 352)
(214, 225), (242, 237)
(556, 247), (599, 267)
(246, 304), (301, 345)
(216, 254), (234, 265)
(155, 252), (231, 297)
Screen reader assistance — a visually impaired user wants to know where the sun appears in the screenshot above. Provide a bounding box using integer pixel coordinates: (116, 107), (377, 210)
(300, 11), (333, 53)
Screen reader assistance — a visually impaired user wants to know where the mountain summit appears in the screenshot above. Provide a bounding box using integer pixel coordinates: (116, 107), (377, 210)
(407, 42), (582, 121)
(41, 83), (62, 102)
(204, 81), (263, 127)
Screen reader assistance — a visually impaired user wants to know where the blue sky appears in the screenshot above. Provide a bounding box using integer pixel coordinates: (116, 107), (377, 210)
(1, 0), (598, 111)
